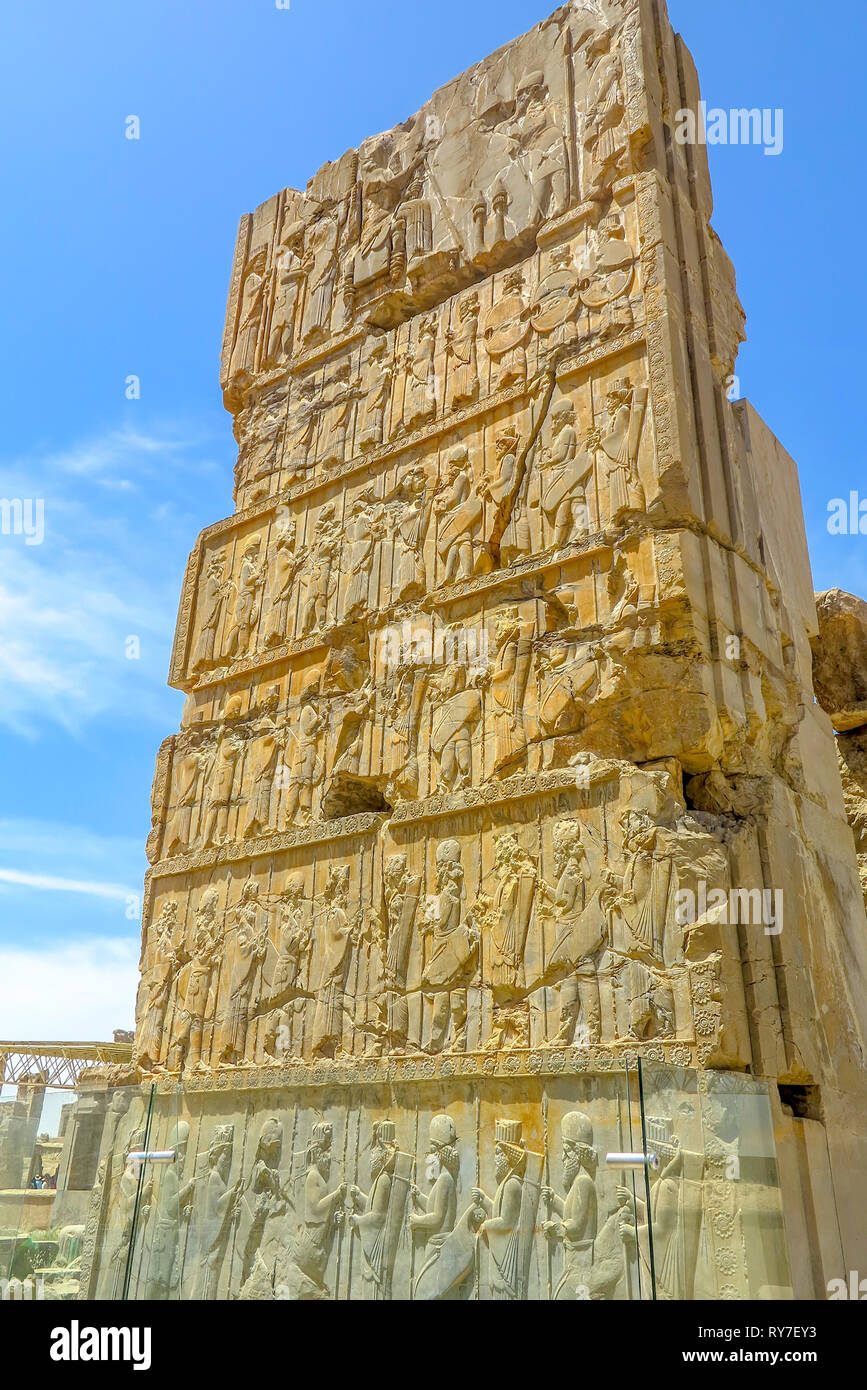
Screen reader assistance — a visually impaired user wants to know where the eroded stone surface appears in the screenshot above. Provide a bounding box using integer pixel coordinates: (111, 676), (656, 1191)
(122, 0), (867, 1296)
(812, 589), (867, 731)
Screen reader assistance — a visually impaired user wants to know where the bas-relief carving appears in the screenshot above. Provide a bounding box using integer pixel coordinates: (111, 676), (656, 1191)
(134, 1), (843, 1232)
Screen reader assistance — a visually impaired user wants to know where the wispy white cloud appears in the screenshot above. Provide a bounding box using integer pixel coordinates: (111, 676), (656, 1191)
(0, 938), (139, 1038)
(0, 868), (135, 900)
(0, 418), (230, 734)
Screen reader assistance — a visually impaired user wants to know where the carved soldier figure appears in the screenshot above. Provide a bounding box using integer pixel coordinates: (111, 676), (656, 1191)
(599, 378), (648, 523)
(300, 207), (341, 346)
(540, 820), (608, 1045)
(481, 269), (530, 391)
(578, 215), (636, 342)
(284, 1122), (346, 1300)
(136, 902), (180, 1072)
(280, 679), (325, 826)
(301, 505), (340, 632)
(237, 1117), (287, 1297)
(489, 607), (534, 772)
(536, 640), (599, 761)
(512, 69), (570, 225)
(342, 487), (382, 618)
(224, 540), (265, 659)
(201, 728), (244, 847)
(421, 839), (479, 1053)
(401, 315), (438, 432)
(410, 1113), (477, 1300)
(243, 689), (284, 838)
(617, 1119), (700, 1300)
(165, 739), (212, 854)
(348, 1120), (412, 1300)
(435, 446), (483, 584)
(144, 1122), (194, 1300)
(189, 1125), (240, 1300)
(311, 865), (354, 1059)
(228, 249), (267, 396)
(486, 833), (538, 1050)
(582, 27), (628, 202)
(283, 377), (319, 483)
(383, 854), (421, 1052)
(542, 1111), (599, 1300)
(430, 664), (482, 792)
(264, 219), (306, 367)
(263, 518), (303, 648)
(219, 879), (269, 1066)
(472, 1119), (542, 1300)
(385, 664), (427, 802)
(357, 336), (393, 450)
(168, 886), (220, 1072)
(446, 293), (480, 411)
(387, 465), (432, 602)
(318, 360), (357, 471)
(234, 387), (287, 507)
(192, 555), (230, 671)
(537, 399), (595, 547)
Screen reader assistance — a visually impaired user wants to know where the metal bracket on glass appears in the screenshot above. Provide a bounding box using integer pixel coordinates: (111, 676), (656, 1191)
(604, 1151), (660, 1171)
(126, 1149), (177, 1167)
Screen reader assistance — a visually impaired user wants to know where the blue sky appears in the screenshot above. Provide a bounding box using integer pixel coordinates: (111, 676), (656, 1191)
(1, 0), (865, 1040)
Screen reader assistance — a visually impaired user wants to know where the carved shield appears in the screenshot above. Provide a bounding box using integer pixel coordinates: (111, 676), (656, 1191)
(481, 293), (531, 358)
(530, 269), (580, 333)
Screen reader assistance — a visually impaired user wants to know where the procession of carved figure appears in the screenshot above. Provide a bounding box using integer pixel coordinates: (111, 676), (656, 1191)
(187, 1125), (241, 1300)
(300, 208), (342, 346)
(264, 220), (307, 368)
(429, 663), (482, 792)
(383, 854), (421, 1052)
(582, 28), (628, 202)
(311, 866), (355, 1059)
(283, 1122), (346, 1300)
(435, 446), (483, 584)
(237, 1117), (287, 1298)
(234, 387), (287, 506)
(192, 555), (229, 671)
(537, 398), (595, 546)
(537, 639), (599, 757)
(137, 903), (179, 1072)
(280, 680), (325, 826)
(301, 506), (340, 633)
(201, 727), (244, 848)
(511, 68), (570, 225)
(243, 689), (284, 837)
(401, 315), (438, 433)
(542, 1110), (598, 1300)
(167, 887), (221, 1072)
(263, 518), (303, 648)
(228, 250), (267, 395)
(446, 293), (480, 411)
(490, 273), (531, 393)
(143, 1122), (194, 1300)
(283, 377), (319, 483)
(539, 820), (608, 1045)
(421, 839), (479, 1053)
(224, 540), (265, 659)
(485, 834), (538, 1051)
(600, 378), (648, 522)
(318, 361), (357, 471)
(218, 879), (269, 1066)
(489, 608), (534, 772)
(618, 1118), (701, 1300)
(410, 1113), (478, 1301)
(473, 1119), (543, 1301)
(357, 336), (393, 450)
(165, 740), (213, 854)
(385, 664), (427, 801)
(579, 215), (636, 342)
(386, 464), (432, 602)
(347, 1120), (412, 1300)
